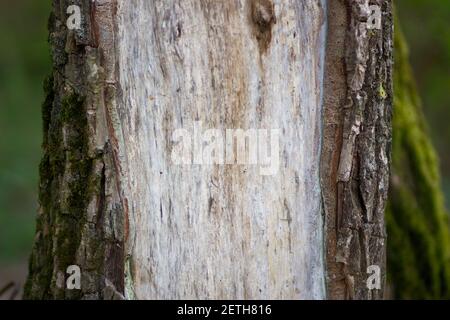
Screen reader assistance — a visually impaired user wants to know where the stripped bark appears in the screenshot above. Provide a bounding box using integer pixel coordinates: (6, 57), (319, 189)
(118, 0), (327, 300)
(25, 0), (392, 300)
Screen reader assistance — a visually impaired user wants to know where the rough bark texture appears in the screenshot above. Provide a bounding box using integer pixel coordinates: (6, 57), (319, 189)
(24, 0), (126, 299)
(321, 0), (393, 299)
(24, 0), (393, 300)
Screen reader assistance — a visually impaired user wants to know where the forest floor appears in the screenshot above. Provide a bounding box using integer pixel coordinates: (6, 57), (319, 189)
(0, 260), (27, 300)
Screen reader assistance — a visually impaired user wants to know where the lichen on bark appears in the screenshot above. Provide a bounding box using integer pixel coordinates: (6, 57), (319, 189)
(386, 20), (450, 299)
(24, 0), (125, 300)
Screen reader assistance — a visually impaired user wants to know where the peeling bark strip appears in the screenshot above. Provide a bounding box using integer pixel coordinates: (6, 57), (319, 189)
(25, 0), (126, 299)
(321, 0), (393, 299)
(26, 0), (392, 300)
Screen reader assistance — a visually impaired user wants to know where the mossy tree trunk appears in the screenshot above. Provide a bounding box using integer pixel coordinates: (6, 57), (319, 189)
(25, 0), (393, 300)
(386, 21), (450, 299)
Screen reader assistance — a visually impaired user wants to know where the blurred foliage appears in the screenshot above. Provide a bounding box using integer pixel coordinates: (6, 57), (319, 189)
(387, 20), (450, 299)
(396, 0), (450, 206)
(0, 1), (51, 261)
(386, 0), (450, 299)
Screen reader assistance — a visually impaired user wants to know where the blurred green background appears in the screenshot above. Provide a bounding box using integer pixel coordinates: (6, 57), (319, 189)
(0, 1), (51, 263)
(0, 0), (449, 298)
(396, 0), (450, 206)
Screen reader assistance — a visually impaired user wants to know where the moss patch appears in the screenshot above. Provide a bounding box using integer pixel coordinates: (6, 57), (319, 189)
(24, 85), (98, 299)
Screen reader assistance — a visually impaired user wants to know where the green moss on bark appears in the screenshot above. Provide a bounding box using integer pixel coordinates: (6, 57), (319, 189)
(387, 20), (450, 299)
(24, 86), (98, 299)
(25, 0), (118, 299)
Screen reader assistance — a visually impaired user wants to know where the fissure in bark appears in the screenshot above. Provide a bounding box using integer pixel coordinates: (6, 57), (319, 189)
(321, 0), (393, 299)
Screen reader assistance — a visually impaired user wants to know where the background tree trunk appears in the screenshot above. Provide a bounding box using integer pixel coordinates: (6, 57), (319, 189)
(386, 21), (450, 299)
(24, 0), (393, 300)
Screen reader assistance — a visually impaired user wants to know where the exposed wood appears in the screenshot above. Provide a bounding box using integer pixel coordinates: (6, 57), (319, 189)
(118, 0), (327, 299)
(24, 0), (393, 300)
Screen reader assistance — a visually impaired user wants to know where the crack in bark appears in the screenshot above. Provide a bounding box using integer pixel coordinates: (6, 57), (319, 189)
(321, 0), (393, 300)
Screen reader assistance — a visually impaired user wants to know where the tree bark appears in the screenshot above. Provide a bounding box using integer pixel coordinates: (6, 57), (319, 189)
(24, 0), (393, 300)
(321, 0), (392, 300)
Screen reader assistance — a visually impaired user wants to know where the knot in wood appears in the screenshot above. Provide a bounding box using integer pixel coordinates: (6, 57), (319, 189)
(251, 0), (275, 31)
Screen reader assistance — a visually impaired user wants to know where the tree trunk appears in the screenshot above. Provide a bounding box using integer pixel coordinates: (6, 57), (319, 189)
(24, 0), (393, 300)
(386, 21), (450, 300)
